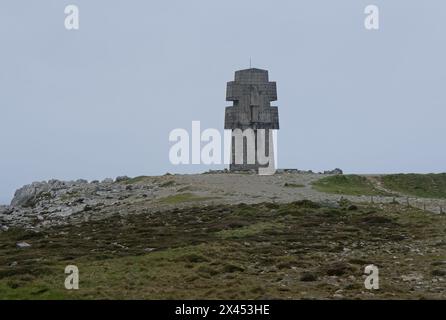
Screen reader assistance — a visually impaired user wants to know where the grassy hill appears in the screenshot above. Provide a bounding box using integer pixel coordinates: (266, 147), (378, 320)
(313, 173), (446, 199)
(381, 174), (446, 199)
(312, 175), (391, 196)
(1, 200), (445, 299)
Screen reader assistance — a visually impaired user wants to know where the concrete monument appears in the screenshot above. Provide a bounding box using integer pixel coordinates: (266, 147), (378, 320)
(224, 68), (279, 172)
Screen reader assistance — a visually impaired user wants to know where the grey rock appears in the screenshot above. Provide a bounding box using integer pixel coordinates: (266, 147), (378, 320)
(115, 176), (130, 182)
(11, 182), (51, 207)
(0, 205), (13, 215)
(276, 169), (299, 174)
(324, 168), (343, 175)
(16, 241), (31, 249)
(48, 180), (66, 189)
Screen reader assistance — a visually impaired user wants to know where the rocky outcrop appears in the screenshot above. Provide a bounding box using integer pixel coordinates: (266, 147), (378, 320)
(323, 168), (343, 175)
(2, 177), (158, 230)
(0, 205), (12, 215)
(2, 171), (444, 233)
(115, 176), (130, 182)
(11, 181), (51, 207)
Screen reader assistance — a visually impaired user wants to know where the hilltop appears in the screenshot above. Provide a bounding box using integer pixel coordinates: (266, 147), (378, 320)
(1, 172), (445, 230)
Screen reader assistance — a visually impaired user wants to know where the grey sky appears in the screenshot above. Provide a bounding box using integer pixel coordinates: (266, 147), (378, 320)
(0, 0), (445, 204)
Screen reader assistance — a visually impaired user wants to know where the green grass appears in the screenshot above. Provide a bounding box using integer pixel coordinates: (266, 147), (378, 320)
(381, 173), (446, 199)
(121, 176), (150, 185)
(159, 180), (176, 187)
(216, 222), (284, 239)
(121, 176), (177, 188)
(312, 175), (390, 196)
(284, 183), (305, 188)
(0, 201), (445, 299)
(158, 193), (219, 204)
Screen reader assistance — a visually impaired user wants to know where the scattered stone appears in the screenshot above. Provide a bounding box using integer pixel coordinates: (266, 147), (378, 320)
(112, 242), (128, 249)
(0, 206), (13, 215)
(324, 168), (343, 175)
(402, 274), (423, 282)
(202, 169), (230, 174)
(115, 176), (130, 182)
(16, 242), (31, 249)
(276, 169), (298, 174)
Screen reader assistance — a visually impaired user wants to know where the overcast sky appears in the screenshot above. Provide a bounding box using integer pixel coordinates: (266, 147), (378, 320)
(1, 0), (445, 204)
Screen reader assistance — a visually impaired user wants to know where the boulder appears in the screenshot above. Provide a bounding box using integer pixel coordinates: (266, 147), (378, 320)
(11, 182), (51, 208)
(16, 241), (31, 249)
(0, 205), (13, 215)
(324, 168), (343, 175)
(115, 176), (130, 182)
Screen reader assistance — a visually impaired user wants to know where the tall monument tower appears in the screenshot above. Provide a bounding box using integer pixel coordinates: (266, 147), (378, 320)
(224, 68), (279, 172)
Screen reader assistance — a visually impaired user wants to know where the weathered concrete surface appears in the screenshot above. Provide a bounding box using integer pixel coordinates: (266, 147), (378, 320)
(225, 68), (279, 172)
